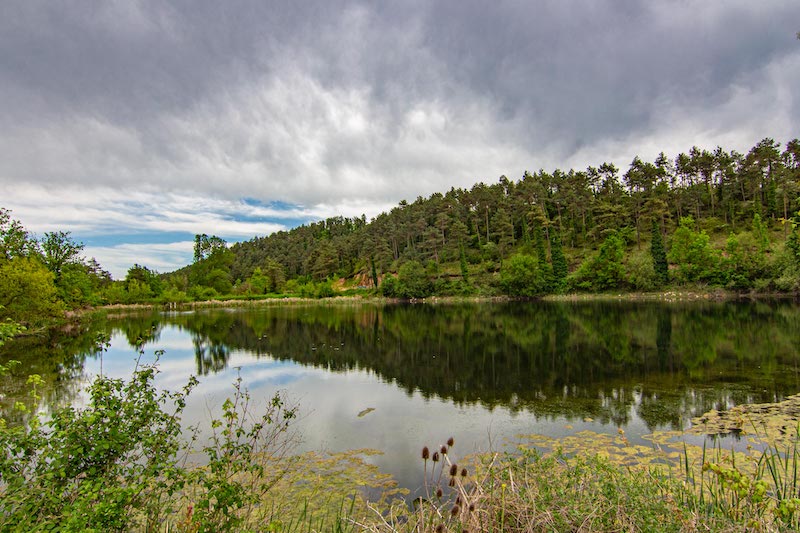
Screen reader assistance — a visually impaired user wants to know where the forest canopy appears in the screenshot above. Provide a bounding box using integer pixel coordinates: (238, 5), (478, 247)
(2, 137), (799, 325)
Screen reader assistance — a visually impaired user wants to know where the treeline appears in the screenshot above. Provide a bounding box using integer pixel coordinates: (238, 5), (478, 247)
(180, 137), (800, 299)
(2, 137), (800, 325)
(0, 209), (112, 326)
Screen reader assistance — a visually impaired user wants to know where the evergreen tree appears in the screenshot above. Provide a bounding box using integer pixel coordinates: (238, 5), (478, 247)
(370, 256), (379, 288)
(459, 245), (469, 284)
(650, 220), (668, 284)
(550, 229), (568, 291)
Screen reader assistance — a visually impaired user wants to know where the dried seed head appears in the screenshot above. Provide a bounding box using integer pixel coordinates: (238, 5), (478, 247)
(449, 477), (455, 487)
(422, 446), (430, 460)
(456, 496), (462, 506)
(436, 487), (443, 499)
(461, 467), (468, 477)
(435, 525), (444, 533)
(432, 451), (440, 462)
(451, 505), (460, 516)
(449, 464), (458, 476)
(441, 445), (448, 454)
(447, 437), (454, 447)
(469, 503), (475, 512)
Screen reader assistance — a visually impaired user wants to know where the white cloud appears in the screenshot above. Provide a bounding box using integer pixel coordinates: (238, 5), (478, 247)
(83, 241), (195, 279)
(1, 1), (798, 276)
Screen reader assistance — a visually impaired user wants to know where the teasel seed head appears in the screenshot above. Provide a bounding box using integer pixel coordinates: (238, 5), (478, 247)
(436, 487), (443, 499)
(441, 445), (448, 455)
(449, 464), (458, 476)
(435, 525), (444, 533)
(421, 446), (429, 460)
(448, 477), (455, 487)
(461, 467), (468, 477)
(451, 504), (460, 517)
(469, 503), (475, 512)
(447, 436), (454, 447)
(432, 451), (440, 462)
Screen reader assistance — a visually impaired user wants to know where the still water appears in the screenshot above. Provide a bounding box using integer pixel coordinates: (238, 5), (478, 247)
(2, 299), (800, 494)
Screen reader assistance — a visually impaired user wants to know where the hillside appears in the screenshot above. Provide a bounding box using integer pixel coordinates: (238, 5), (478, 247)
(160, 137), (800, 299)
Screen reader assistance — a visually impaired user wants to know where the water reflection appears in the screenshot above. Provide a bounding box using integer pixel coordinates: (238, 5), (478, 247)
(119, 300), (800, 431)
(3, 300), (800, 434)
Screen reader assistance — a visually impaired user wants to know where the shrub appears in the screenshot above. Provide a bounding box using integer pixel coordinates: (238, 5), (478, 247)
(397, 261), (433, 298)
(0, 350), (297, 532)
(499, 253), (546, 297)
(626, 250), (659, 291)
(568, 233), (626, 291)
(668, 216), (722, 284)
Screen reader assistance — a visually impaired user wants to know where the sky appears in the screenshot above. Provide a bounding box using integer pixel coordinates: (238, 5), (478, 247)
(1, 1), (798, 279)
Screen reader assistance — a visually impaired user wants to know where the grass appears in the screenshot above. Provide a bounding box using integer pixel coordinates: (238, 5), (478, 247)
(5, 346), (800, 532)
(354, 424), (800, 533)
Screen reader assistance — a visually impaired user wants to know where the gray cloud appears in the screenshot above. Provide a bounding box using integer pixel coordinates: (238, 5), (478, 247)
(1, 0), (798, 273)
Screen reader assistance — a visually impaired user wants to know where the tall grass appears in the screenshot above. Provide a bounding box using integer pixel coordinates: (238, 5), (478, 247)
(361, 424), (800, 533)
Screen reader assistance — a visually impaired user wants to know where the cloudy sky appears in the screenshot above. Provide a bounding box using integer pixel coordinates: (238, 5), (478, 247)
(1, 1), (798, 278)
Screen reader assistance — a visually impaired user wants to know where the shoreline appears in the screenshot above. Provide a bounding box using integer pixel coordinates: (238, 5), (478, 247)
(89, 288), (798, 314)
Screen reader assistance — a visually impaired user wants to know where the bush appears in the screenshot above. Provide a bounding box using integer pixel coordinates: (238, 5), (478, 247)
(380, 274), (400, 297)
(0, 352), (297, 532)
(668, 217), (722, 284)
(499, 253), (546, 297)
(568, 233), (626, 291)
(397, 261), (433, 298)
(626, 250), (659, 291)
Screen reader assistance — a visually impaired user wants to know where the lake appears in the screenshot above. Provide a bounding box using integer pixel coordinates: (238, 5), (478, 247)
(2, 299), (800, 496)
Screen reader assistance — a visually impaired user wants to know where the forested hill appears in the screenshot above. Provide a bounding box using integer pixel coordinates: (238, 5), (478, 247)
(3, 137), (800, 328)
(186, 137), (800, 298)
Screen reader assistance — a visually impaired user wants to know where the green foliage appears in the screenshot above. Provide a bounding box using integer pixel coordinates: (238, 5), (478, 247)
(56, 262), (103, 307)
(370, 256), (379, 288)
(549, 229), (568, 292)
(0, 313), (23, 347)
(205, 267), (233, 295)
(459, 246), (470, 283)
(396, 261), (433, 298)
(0, 257), (63, 325)
(650, 220), (668, 284)
(194, 234), (228, 263)
(188, 375), (297, 532)
(667, 217), (721, 284)
(312, 280), (335, 298)
(40, 230), (84, 280)
(569, 233), (626, 291)
(0, 351), (299, 532)
(380, 274), (400, 298)
(0, 355), (194, 531)
(626, 250), (659, 291)
(721, 231), (772, 290)
(0, 208), (37, 260)
(499, 253), (546, 297)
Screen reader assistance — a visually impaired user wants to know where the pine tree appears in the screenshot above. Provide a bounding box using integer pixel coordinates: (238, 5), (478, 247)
(459, 245), (470, 284)
(651, 220), (668, 284)
(550, 229), (568, 291)
(370, 255), (379, 288)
